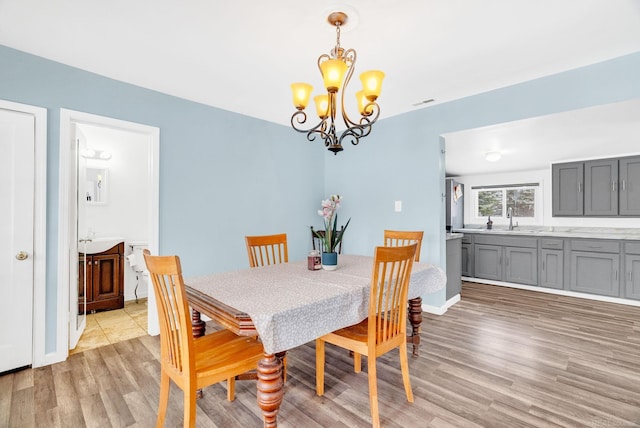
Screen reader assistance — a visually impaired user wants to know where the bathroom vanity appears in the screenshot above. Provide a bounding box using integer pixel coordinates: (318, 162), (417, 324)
(78, 241), (124, 313)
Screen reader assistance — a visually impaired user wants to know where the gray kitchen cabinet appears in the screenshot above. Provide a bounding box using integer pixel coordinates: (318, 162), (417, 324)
(624, 242), (640, 300)
(584, 159), (618, 216)
(619, 156), (640, 216)
(625, 255), (640, 300)
(569, 239), (620, 297)
(474, 244), (502, 281)
(540, 238), (564, 289)
(461, 235), (474, 277)
(474, 234), (538, 285)
(552, 162), (584, 216)
(553, 155), (640, 217)
(540, 249), (563, 289)
(504, 247), (538, 285)
(446, 236), (462, 300)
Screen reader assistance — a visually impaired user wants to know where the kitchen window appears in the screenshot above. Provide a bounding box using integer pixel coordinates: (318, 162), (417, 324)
(472, 183), (540, 224)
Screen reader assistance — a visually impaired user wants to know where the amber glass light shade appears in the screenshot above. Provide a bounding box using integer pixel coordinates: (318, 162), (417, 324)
(291, 82), (313, 110)
(355, 90), (372, 116)
(314, 94), (330, 119)
(320, 59), (348, 93)
(360, 70), (385, 101)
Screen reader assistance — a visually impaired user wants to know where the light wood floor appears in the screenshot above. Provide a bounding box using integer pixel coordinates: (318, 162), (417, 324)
(2, 282), (640, 427)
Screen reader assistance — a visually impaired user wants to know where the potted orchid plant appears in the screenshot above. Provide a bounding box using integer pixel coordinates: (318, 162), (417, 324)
(313, 195), (350, 269)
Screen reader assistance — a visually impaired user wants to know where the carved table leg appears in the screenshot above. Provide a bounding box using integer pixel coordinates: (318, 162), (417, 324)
(275, 351), (287, 382)
(191, 309), (206, 398)
(191, 308), (206, 338)
(408, 297), (423, 357)
(257, 353), (284, 428)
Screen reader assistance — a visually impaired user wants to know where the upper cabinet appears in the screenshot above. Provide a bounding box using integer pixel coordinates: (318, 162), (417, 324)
(553, 155), (640, 217)
(619, 157), (640, 215)
(584, 159), (618, 216)
(552, 161), (584, 216)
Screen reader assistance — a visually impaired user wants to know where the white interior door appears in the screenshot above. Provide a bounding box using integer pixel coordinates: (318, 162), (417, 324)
(0, 108), (35, 372)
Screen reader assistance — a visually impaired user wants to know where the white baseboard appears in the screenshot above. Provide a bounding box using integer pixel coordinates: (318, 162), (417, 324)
(422, 293), (461, 315)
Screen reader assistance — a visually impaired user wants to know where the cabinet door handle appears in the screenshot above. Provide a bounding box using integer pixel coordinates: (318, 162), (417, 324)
(612, 181), (616, 192)
(578, 182), (582, 193)
(542, 260), (545, 271)
(630, 271), (633, 282)
(615, 270), (618, 281)
(94, 260), (98, 265)
(622, 179), (626, 191)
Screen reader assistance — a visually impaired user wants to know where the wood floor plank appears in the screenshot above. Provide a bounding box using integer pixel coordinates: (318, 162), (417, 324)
(51, 369), (85, 427)
(8, 386), (34, 427)
(0, 372), (13, 427)
(3, 281), (640, 427)
(79, 392), (111, 428)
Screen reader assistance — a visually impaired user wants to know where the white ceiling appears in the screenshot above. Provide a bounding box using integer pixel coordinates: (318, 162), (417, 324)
(444, 98), (640, 177)
(1, 1), (640, 172)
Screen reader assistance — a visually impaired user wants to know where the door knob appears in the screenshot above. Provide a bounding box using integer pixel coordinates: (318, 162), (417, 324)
(16, 251), (29, 260)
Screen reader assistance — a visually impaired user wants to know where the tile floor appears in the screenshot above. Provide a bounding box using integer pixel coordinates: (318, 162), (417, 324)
(70, 298), (148, 355)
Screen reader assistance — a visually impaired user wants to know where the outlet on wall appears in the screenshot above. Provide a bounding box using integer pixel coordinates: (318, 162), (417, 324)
(395, 200), (402, 212)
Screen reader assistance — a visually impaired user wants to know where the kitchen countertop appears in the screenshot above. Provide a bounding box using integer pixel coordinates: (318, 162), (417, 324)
(453, 226), (640, 240)
(446, 232), (464, 240)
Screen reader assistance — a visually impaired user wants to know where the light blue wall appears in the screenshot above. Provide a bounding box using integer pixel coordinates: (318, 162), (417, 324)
(0, 44), (325, 353)
(2, 43), (639, 354)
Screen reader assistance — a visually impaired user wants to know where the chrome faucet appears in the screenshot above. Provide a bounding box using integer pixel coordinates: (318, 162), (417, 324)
(507, 207), (514, 230)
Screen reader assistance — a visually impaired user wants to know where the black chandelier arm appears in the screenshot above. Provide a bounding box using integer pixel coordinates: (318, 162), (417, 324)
(291, 110), (326, 136)
(291, 110), (339, 147)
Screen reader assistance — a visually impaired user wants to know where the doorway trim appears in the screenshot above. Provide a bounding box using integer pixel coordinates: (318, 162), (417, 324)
(0, 99), (47, 367)
(58, 109), (159, 361)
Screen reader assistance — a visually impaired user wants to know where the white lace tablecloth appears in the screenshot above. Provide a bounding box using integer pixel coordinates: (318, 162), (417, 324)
(186, 255), (446, 354)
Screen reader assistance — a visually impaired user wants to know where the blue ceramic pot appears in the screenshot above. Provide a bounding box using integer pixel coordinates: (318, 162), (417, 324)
(321, 252), (338, 271)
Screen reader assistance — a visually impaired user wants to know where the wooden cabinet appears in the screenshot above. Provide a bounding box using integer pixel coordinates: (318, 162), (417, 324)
(569, 239), (620, 297)
(553, 155), (640, 217)
(552, 162), (584, 216)
(79, 242), (124, 313)
(619, 156), (640, 215)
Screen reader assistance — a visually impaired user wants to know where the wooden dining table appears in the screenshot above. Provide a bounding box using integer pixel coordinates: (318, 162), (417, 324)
(185, 254), (446, 427)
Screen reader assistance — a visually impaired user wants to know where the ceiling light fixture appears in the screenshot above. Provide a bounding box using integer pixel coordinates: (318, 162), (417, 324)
(81, 148), (112, 160)
(290, 11), (384, 155)
(485, 151), (502, 162)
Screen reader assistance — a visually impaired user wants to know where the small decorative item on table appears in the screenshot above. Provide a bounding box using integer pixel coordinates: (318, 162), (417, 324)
(312, 194), (350, 270)
(308, 250), (321, 270)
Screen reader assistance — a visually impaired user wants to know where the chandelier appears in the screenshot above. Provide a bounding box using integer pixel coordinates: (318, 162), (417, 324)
(290, 12), (385, 154)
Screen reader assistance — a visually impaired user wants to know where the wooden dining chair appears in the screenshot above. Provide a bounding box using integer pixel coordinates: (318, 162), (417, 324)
(245, 233), (288, 267)
(244, 233), (289, 380)
(143, 250), (264, 428)
(315, 243), (418, 428)
(310, 226), (345, 254)
(383, 229), (424, 262)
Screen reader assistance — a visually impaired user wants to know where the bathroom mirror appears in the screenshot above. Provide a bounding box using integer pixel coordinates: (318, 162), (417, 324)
(85, 167), (108, 204)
